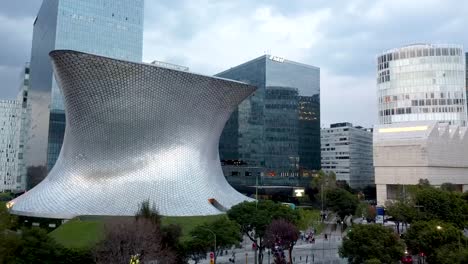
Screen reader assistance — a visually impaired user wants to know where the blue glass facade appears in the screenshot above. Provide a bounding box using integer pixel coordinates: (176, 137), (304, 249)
(217, 57), (266, 167)
(27, 0), (144, 170)
(298, 95), (321, 171)
(217, 55), (320, 176)
(264, 87), (299, 175)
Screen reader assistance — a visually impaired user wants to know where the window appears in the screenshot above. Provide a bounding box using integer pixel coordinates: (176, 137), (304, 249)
(417, 49), (422, 57)
(442, 48), (449, 56)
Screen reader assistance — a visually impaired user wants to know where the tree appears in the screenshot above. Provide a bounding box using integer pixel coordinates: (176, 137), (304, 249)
(336, 180), (353, 193)
(135, 199), (161, 226)
(182, 239), (208, 264)
(355, 202), (377, 223)
(364, 259), (382, 264)
(404, 220), (465, 263)
(227, 200), (300, 264)
(0, 202), (17, 231)
(339, 224), (405, 264)
(0, 227), (93, 264)
(432, 244), (468, 264)
(440, 182), (459, 192)
(413, 187), (468, 228)
(189, 217), (242, 262)
(326, 188), (359, 219)
(0, 192), (13, 202)
(385, 200), (418, 233)
(264, 219), (299, 264)
(418, 178), (431, 187)
(310, 170), (336, 192)
(94, 217), (176, 264)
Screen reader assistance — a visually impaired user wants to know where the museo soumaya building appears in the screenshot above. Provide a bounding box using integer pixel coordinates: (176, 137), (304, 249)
(9, 50), (256, 219)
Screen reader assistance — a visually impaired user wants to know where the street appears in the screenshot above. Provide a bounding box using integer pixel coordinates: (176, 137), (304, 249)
(212, 215), (348, 264)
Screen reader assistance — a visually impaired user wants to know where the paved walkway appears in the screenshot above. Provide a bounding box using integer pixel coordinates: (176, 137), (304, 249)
(211, 214), (347, 264)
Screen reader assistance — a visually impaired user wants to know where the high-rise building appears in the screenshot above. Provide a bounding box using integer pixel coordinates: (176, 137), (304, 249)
(27, 0), (144, 170)
(217, 55), (320, 176)
(264, 87), (299, 175)
(466, 52), (468, 110)
(299, 96), (321, 173)
(377, 44), (467, 126)
(0, 100), (23, 192)
(0, 64), (31, 193)
(321, 123), (374, 189)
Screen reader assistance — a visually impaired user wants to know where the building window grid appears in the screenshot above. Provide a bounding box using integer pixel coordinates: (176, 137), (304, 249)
(377, 45), (467, 126)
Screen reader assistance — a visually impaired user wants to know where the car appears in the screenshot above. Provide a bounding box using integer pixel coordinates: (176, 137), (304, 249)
(401, 255), (413, 264)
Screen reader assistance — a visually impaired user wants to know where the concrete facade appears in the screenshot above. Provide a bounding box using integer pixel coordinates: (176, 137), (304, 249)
(0, 64), (30, 193)
(321, 123), (374, 189)
(374, 121), (468, 205)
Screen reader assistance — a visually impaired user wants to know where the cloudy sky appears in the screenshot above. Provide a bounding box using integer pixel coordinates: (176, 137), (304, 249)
(1, 0), (467, 127)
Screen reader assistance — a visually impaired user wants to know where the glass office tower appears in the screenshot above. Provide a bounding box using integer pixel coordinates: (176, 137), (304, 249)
(298, 95), (321, 172)
(27, 0), (144, 169)
(377, 44), (467, 126)
(217, 55), (320, 176)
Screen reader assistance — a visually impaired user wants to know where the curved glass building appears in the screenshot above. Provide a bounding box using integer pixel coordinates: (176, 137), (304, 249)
(377, 44), (467, 126)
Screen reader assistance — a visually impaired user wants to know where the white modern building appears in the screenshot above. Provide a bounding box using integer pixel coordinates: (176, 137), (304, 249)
(0, 63), (30, 193)
(321, 123), (374, 189)
(377, 44), (467, 126)
(374, 121), (468, 205)
(0, 101), (25, 193)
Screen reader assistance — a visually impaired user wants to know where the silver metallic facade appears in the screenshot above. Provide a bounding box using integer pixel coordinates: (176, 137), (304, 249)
(377, 44), (467, 126)
(27, 0), (144, 171)
(10, 50), (256, 218)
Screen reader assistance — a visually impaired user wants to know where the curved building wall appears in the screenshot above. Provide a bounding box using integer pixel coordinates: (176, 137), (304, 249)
(10, 50), (256, 219)
(377, 44), (467, 126)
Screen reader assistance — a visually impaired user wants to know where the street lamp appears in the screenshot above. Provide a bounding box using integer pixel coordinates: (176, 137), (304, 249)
(200, 227), (217, 264)
(436, 225), (461, 254)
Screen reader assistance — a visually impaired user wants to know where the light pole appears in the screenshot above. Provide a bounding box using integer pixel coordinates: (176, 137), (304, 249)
(201, 227), (217, 264)
(256, 172), (259, 209)
(436, 225), (461, 254)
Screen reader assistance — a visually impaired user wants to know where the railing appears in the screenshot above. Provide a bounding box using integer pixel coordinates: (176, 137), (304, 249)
(225, 176), (311, 187)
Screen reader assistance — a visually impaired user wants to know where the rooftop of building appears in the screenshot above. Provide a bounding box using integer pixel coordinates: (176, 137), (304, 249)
(216, 54), (319, 76)
(378, 43), (464, 56)
(323, 122), (372, 131)
(373, 121), (467, 142)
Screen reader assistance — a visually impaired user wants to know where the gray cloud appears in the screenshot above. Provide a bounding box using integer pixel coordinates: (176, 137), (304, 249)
(0, 0), (41, 99)
(0, 0), (42, 18)
(1, 0), (467, 127)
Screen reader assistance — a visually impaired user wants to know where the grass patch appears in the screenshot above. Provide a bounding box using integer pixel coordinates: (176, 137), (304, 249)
(49, 219), (104, 249)
(162, 214), (225, 241)
(50, 214), (225, 249)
